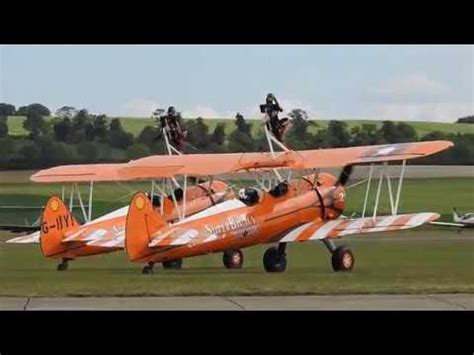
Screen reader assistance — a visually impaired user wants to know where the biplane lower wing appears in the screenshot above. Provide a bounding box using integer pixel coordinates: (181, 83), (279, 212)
(278, 212), (440, 242)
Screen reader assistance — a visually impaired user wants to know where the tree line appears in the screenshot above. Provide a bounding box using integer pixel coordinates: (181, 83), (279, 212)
(0, 103), (473, 170)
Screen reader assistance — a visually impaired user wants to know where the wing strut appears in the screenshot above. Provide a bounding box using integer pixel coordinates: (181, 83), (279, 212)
(360, 160), (407, 219)
(263, 125), (293, 183)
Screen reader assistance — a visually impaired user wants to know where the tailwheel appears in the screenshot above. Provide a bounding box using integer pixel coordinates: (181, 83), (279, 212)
(162, 259), (183, 270)
(223, 249), (243, 269)
(263, 246), (287, 273)
(331, 246), (354, 272)
(142, 263), (154, 275)
(56, 259), (69, 271)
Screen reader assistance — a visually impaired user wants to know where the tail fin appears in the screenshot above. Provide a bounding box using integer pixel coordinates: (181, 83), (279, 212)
(125, 192), (167, 262)
(40, 196), (80, 258)
(453, 208), (460, 222)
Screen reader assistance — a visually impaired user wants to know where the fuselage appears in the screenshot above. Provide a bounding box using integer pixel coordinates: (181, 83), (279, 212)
(41, 180), (234, 260)
(128, 174), (346, 264)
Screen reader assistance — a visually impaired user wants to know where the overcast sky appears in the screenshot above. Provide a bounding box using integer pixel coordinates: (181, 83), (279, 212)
(0, 45), (472, 121)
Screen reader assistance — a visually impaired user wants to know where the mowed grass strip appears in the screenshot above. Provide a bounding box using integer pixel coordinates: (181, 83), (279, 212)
(0, 229), (473, 297)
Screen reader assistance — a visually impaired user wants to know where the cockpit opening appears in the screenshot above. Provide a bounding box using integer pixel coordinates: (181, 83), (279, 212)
(269, 181), (289, 198)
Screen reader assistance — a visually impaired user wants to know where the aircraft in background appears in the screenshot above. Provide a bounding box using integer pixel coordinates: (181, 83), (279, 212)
(430, 208), (474, 228)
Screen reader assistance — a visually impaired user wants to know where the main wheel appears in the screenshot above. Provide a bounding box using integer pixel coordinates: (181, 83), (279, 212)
(142, 265), (154, 274)
(56, 260), (69, 271)
(263, 247), (287, 273)
(331, 246), (354, 272)
(162, 259), (183, 270)
(223, 249), (243, 269)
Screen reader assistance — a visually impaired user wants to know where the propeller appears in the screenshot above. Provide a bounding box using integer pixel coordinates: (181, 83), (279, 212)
(336, 165), (353, 187)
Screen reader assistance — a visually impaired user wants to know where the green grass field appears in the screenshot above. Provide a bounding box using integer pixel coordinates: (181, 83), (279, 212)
(0, 229), (473, 297)
(7, 116), (474, 137)
(0, 174), (473, 296)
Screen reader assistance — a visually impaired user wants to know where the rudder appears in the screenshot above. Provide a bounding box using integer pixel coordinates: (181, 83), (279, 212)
(125, 192), (167, 262)
(40, 195), (80, 258)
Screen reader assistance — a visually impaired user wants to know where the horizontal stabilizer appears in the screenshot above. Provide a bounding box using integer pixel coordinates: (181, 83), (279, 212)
(86, 232), (125, 248)
(6, 231), (41, 244)
(148, 227), (206, 247)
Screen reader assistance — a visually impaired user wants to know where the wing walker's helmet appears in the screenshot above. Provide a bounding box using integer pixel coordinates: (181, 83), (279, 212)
(266, 93), (274, 103)
(168, 106), (176, 115)
(238, 187), (260, 206)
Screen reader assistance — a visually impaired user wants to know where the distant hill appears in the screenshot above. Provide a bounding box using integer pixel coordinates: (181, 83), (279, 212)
(7, 116), (474, 137)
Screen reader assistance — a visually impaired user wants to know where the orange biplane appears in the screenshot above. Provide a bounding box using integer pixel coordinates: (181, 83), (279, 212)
(7, 135), (235, 271)
(115, 138), (453, 273)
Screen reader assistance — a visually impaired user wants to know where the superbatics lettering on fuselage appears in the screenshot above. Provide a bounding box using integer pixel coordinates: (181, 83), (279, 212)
(204, 214), (257, 238)
(41, 212), (76, 234)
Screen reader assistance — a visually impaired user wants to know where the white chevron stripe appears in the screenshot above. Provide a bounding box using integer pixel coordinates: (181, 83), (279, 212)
(364, 215), (401, 233)
(337, 218), (369, 236)
(6, 231), (40, 243)
(280, 222), (313, 242)
(170, 229), (199, 245)
(149, 229), (176, 247)
(406, 213), (434, 227)
(83, 228), (108, 241)
(63, 229), (85, 241)
(101, 239), (123, 248)
(202, 234), (219, 243)
(309, 219), (345, 240)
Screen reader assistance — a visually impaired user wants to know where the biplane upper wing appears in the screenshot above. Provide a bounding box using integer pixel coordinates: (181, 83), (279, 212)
(30, 163), (180, 183)
(113, 140), (453, 179)
(277, 212), (440, 243)
(30, 163), (128, 183)
(29, 140), (452, 182)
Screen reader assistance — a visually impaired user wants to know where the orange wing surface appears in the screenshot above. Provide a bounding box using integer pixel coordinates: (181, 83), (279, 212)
(117, 140), (453, 179)
(30, 140), (453, 182)
(31, 163), (128, 183)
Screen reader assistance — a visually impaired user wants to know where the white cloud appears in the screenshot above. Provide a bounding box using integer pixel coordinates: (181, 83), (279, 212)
(367, 73), (472, 121)
(182, 105), (227, 119)
(374, 102), (473, 122)
(121, 98), (162, 117)
(278, 98), (323, 119)
(370, 73), (451, 103)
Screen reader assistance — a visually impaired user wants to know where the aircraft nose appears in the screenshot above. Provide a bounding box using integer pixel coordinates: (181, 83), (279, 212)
(333, 186), (346, 211)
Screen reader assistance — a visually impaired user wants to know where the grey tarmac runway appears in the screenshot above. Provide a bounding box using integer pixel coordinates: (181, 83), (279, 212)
(1, 294), (472, 310)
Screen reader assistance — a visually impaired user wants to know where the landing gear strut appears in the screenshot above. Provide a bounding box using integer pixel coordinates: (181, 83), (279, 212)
(142, 262), (155, 275)
(163, 259), (183, 270)
(323, 239), (354, 272)
(223, 249), (243, 269)
(57, 259), (69, 271)
(263, 243), (287, 272)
